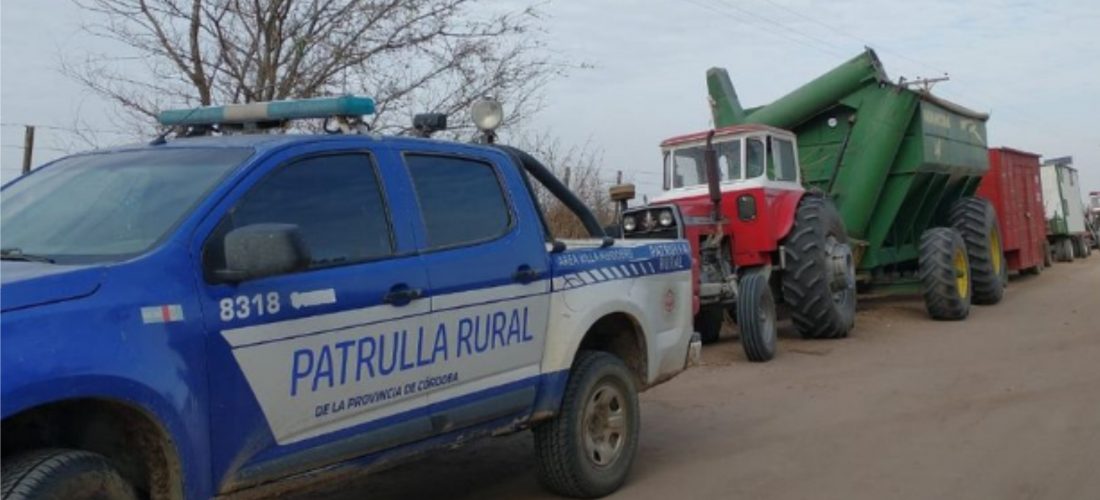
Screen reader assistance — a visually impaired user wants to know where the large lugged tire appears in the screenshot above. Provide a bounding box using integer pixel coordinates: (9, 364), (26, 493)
(1072, 237), (1089, 259)
(533, 351), (640, 498)
(781, 195), (856, 339)
(694, 306), (723, 344)
(737, 269), (777, 362)
(1055, 238), (1074, 262)
(1, 449), (138, 500)
(949, 197), (1006, 305)
(919, 228), (971, 320)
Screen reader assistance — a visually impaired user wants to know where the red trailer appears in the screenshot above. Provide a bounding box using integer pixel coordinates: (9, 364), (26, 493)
(977, 148), (1047, 274)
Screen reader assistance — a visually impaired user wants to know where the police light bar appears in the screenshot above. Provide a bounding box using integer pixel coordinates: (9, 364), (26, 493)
(157, 95), (375, 127)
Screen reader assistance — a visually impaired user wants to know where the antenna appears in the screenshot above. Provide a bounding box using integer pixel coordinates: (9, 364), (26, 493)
(902, 74), (951, 92)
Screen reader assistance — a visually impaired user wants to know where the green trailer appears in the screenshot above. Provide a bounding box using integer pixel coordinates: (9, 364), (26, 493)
(708, 49), (1006, 318)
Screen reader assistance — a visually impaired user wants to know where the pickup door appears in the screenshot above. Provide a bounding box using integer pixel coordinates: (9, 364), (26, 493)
(195, 144), (444, 492)
(397, 147), (552, 432)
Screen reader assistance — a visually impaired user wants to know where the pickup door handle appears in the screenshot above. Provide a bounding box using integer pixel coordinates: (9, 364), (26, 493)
(513, 265), (541, 284)
(383, 284), (423, 307)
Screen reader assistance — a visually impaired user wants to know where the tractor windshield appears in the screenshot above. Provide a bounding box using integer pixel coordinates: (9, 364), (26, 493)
(668, 138), (743, 189)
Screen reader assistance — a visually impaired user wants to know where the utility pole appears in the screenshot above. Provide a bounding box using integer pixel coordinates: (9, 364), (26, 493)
(563, 167), (571, 189)
(616, 170), (623, 184)
(22, 125), (35, 175)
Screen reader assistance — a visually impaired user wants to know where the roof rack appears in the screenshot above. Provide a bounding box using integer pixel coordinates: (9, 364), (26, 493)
(156, 95), (375, 135)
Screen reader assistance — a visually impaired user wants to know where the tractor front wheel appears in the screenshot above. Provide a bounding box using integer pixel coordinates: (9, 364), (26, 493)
(919, 228), (972, 320)
(694, 306), (724, 344)
(781, 195), (856, 339)
(737, 268), (777, 362)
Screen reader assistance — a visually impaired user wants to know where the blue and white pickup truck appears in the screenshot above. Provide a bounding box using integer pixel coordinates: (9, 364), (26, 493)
(0, 97), (699, 500)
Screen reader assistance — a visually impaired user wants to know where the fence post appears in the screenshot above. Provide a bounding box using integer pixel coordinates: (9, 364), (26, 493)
(22, 125), (35, 175)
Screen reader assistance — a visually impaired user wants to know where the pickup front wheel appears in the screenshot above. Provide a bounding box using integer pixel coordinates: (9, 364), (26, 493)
(534, 351), (639, 498)
(1, 449), (137, 500)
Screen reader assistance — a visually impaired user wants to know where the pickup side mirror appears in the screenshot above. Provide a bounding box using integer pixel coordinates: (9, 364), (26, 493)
(215, 223), (311, 283)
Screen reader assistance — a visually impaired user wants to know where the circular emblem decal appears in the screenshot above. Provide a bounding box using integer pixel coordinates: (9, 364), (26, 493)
(663, 289), (676, 314)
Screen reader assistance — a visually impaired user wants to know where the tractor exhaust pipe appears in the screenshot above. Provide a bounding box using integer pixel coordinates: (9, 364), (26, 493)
(703, 130), (723, 222)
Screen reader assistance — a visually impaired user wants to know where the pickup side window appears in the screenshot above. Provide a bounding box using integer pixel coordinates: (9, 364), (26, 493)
(205, 153), (392, 274)
(404, 154), (511, 249)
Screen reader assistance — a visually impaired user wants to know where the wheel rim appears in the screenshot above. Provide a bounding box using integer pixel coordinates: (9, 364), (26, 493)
(990, 227), (1003, 276)
(581, 380), (629, 468)
(825, 235), (856, 305)
(954, 247), (969, 298)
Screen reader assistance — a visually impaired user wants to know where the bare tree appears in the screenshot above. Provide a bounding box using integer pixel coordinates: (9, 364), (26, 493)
(515, 133), (616, 239)
(66, 0), (559, 133)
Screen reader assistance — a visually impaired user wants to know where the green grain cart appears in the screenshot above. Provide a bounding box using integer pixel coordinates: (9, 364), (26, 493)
(708, 49), (1006, 319)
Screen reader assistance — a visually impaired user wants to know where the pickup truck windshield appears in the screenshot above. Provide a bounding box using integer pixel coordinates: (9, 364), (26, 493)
(1, 148), (251, 264)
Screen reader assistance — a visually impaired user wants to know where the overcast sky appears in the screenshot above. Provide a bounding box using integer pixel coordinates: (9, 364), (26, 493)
(3, 0), (1098, 201)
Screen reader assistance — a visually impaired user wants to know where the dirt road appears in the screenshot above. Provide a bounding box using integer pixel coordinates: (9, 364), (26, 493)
(303, 257), (1100, 500)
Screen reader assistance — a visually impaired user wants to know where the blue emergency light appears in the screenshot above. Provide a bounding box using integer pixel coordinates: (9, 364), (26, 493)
(157, 95), (375, 127)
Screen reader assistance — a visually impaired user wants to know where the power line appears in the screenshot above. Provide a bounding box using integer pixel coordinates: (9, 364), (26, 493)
(683, 0), (849, 59)
(1, 144), (71, 153)
(0, 122), (133, 136)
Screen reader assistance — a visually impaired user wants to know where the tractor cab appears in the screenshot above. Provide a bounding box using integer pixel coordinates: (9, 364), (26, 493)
(659, 124), (801, 195)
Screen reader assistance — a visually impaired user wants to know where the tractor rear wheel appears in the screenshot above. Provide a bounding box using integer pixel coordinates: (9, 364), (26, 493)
(736, 268), (777, 362)
(694, 306), (724, 344)
(949, 197), (1006, 305)
(781, 195), (856, 339)
(919, 228), (971, 320)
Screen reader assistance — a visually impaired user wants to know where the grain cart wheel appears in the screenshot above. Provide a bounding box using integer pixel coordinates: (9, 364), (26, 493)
(949, 197), (1006, 305)
(737, 269), (777, 362)
(1, 449), (138, 500)
(534, 351), (639, 498)
(694, 306), (724, 344)
(1073, 237), (1088, 259)
(1056, 238), (1074, 262)
(919, 228), (972, 320)
(781, 196), (856, 339)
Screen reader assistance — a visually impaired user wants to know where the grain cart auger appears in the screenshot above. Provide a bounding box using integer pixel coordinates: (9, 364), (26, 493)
(615, 49), (1004, 362)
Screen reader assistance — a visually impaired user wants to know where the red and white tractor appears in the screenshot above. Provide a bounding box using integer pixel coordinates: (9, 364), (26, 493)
(615, 125), (856, 361)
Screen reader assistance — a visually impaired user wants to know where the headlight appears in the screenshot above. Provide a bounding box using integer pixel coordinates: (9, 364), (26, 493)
(658, 210), (674, 227)
(471, 97), (504, 131)
(623, 215), (637, 232)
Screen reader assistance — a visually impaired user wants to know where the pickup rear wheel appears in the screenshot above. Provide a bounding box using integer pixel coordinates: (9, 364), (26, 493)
(919, 228), (971, 320)
(534, 351), (639, 498)
(781, 195), (856, 339)
(1, 449), (137, 500)
(737, 269), (777, 362)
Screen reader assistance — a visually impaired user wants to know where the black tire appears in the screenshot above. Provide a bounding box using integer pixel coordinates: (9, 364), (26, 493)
(781, 195), (856, 339)
(1073, 237), (1088, 259)
(949, 197), (1006, 305)
(1, 449), (137, 500)
(1056, 238), (1074, 262)
(919, 228), (971, 320)
(737, 269), (777, 362)
(694, 306), (723, 345)
(534, 351), (640, 498)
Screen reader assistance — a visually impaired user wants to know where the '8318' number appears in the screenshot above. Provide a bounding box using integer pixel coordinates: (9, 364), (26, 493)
(219, 292), (281, 321)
